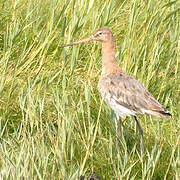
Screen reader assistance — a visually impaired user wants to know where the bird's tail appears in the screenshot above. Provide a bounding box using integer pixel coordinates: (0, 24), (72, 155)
(145, 109), (171, 118)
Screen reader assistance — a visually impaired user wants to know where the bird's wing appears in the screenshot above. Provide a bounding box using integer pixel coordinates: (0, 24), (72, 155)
(98, 73), (170, 118)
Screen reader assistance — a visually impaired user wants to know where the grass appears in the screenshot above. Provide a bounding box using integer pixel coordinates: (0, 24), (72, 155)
(0, 0), (179, 179)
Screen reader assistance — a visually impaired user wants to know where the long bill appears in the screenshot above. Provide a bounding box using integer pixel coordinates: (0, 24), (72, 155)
(60, 35), (94, 48)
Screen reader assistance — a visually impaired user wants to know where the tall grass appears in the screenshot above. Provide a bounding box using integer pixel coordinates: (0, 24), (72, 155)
(0, 0), (179, 179)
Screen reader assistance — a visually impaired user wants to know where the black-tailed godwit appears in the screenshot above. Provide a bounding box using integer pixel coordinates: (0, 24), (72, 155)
(61, 27), (171, 152)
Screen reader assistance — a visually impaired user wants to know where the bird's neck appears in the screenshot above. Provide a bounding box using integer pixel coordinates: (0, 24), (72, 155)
(101, 40), (119, 76)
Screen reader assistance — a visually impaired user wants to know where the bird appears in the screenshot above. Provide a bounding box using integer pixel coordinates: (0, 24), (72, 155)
(61, 27), (171, 153)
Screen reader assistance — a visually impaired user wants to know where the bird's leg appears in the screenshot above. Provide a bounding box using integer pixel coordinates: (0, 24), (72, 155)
(134, 116), (144, 154)
(116, 114), (122, 141)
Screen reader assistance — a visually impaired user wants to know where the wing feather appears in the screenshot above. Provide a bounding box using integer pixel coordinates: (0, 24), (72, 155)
(98, 73), (171, 118)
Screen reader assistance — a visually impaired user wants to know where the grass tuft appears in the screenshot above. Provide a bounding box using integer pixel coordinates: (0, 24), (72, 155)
(0, 0), (179, 179)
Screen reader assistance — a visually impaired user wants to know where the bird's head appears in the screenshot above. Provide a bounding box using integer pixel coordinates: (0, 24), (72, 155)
(91, 27), (113, 42)
(61, 27), (113, 47)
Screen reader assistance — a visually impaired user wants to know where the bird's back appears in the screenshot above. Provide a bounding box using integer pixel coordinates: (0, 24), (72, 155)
(98, 72), (171, 118)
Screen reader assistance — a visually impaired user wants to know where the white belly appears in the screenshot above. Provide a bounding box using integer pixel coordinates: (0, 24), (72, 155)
(105, 96), (136, 117)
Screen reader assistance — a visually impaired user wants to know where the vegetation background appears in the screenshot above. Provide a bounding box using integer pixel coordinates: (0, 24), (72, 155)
(0, 0), (179, 179)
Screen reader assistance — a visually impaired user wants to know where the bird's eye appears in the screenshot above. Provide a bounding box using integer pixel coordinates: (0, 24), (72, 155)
(98, 32), (103, 35)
